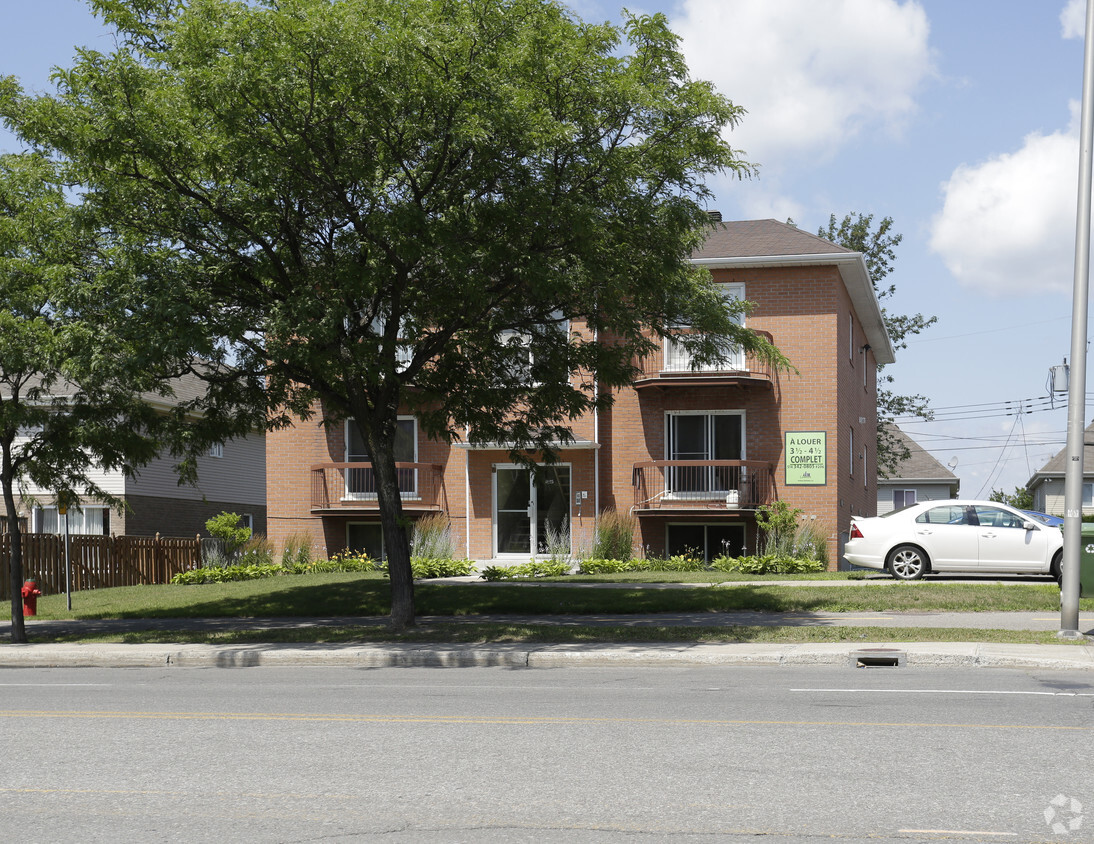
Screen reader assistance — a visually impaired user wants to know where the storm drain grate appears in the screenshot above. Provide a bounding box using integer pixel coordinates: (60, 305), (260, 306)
(850, 648), (906, 668)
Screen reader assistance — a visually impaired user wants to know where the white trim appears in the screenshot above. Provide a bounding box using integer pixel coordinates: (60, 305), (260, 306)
(491, 462), (572, 559)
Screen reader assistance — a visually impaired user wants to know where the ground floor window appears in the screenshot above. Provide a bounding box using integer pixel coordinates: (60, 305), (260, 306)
(665, 523), (745, 562)
(893, 489), (917, 509)
(33, 506), (109, 536)
(347, 522), (385, 560)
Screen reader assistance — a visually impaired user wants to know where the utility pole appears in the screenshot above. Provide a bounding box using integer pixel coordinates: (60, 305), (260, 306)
(1061, 0), (1094, 638)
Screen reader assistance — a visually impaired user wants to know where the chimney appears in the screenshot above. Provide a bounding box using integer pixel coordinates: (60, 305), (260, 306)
(707, 210), (723, 222)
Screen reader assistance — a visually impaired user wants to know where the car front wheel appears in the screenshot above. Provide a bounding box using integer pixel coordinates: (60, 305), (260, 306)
(888, 545), (928, 581)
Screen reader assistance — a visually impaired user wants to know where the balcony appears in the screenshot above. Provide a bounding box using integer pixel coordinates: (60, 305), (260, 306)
(633, 330), (775, 390)
(631, 460), (775, 512)
(310, 462), (446, 512)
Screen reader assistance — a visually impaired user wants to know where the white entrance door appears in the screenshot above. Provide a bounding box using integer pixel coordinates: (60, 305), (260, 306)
(493, 465), (571, 557)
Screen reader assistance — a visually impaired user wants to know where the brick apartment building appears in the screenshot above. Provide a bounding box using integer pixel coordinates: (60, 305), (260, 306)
(266, 219), (894, 567)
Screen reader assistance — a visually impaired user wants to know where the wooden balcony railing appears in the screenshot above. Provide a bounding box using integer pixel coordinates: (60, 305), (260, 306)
(632, 460), (775, 511)
(635, 330), (775, 386)
(310, 462), (446, 511)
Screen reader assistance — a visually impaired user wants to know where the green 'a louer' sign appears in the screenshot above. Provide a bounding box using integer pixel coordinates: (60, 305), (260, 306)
(785, 431), (826, 485)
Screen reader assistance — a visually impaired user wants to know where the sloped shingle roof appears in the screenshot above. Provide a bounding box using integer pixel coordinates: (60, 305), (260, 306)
(880, 424), (958, 483)
(693, 219), (853, 260)
(1028, 419), (1094, 482)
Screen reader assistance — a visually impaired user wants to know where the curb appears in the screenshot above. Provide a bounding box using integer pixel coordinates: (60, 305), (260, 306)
(3, 641), (1094, 670)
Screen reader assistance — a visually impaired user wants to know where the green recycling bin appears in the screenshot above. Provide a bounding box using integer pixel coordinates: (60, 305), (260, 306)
(1079, 524), (1094, 598)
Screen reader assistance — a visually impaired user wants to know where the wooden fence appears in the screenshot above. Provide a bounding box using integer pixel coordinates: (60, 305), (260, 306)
(0, 533), (202, 601)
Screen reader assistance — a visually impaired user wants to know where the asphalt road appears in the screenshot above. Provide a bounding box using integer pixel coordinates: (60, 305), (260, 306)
(2, 664), (1092, 842)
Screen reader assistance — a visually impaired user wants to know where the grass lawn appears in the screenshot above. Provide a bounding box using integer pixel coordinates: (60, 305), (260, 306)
(10, 570), (1087, 622)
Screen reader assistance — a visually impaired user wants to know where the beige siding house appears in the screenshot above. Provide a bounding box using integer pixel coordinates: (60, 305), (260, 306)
(12, 372), (266, 538)
(1027, 420), (1094, 517)
(876, 424), (959, 515)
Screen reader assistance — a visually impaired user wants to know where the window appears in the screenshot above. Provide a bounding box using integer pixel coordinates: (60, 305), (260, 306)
(893, 489), (917, 509)
(345, 417), (418, 498)
(667, 523), (745, 562)
(499, 311), (569, 385)
(917, 505), (968, 525)
(849, 427), (854, 478)
(208, 442), (224, 458)
(34, 506), (109, 536)
(1084, 484), (1093, 508)
(665, 411), (744, 499)
(664, 283), (745, 372)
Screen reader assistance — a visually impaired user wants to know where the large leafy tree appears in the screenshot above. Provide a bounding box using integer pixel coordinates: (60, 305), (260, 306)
(818, 213), (936, 476)
(0, 153), (163, 643)
(2, 0), (788, 628)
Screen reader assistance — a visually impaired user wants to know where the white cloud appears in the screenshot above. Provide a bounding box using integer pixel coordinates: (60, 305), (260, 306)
(1061, 0), (1086, 39)
(672, 0), (932, 163)
(929, 104), (1080, 297)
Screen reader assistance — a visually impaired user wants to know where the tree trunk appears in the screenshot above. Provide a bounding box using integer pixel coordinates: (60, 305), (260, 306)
(367, 422), (415, 629)
(2, 446), (27, 644)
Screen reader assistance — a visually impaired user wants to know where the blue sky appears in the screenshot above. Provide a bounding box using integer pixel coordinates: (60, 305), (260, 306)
(1, 0), (1091, 501)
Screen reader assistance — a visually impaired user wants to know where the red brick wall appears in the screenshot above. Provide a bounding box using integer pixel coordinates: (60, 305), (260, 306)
(266, 262), (880, 569)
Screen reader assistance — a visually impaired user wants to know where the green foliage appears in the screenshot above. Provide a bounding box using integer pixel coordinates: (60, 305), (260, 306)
(591, 508), (636, 562)
(755, 500), (802, 556)
(577, 555), (704, 573)
(172, 553), (378, 584)
(576, 558), (639, 575)
(204, 512), (252, 557)
(375, 558), (476, 579)
(172, 563), (285, 585)
(817, 213), (937, 477)
(710, 555), (825, 575)
(541, 516), (572, 564)
(642, 554), (706, 572)
(481, 561), (572, 581)
(235, 536), (273, 567)
(1, 0), (789, 625)
(410, 513), (454, 561)
(279, 533), (315, 567)
(989, 486), (1034, 511)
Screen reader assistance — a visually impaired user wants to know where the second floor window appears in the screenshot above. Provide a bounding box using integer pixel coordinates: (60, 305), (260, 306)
(345, 417), (418, 498)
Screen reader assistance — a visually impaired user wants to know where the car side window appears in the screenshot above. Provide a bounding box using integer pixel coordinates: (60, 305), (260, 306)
(972, 506), (1026, 529)
(916, 505), (968, 525)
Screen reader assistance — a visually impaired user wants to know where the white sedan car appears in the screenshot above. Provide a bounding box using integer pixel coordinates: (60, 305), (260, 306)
(844, 500), (1063, 581)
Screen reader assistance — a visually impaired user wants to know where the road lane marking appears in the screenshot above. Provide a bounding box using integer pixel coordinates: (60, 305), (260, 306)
(0, 709), (1089, 730)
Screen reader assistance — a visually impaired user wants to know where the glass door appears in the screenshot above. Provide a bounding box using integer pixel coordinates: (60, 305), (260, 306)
(494, 465), (571, 557)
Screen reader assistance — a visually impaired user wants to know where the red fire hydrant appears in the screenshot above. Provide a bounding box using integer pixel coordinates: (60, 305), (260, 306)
(21, 580), (41, 617)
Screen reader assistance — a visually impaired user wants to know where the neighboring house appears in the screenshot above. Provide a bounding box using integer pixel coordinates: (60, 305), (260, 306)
(266, 218), (894, 566)
(875, 424), (959, 515)
(1026, 420), (1094, 516)
(13, 372), (266, 538)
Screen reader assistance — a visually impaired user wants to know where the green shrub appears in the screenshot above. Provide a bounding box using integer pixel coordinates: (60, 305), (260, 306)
(577, 558), (638, 574)
(591, 508), (635, 561)
(411, 513), (454, 560)
(710, 554), (824, 575)
(755, 500), (802, 557)
(280, 533), (315, 567)
(542, 516), (572, 563)
(205, 511), (252, 557)
(643, 553), (705, 572)
(236, 536), (274, 567)
(481, 560), (571, 580)
(375, 557), (476, 579)
(172, 562), (284, 585)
